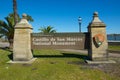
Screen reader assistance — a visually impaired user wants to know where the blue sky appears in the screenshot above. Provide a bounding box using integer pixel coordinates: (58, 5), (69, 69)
(0, 0), (120, 34)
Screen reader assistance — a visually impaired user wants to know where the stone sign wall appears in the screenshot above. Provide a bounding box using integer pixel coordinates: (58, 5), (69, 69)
(12, 12), (108, 62)
(32, 33), (89, 50)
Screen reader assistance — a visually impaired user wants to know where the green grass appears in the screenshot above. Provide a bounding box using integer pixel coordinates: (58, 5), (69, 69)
(108, 45), (120, 51)
(0, 49), (119, 80)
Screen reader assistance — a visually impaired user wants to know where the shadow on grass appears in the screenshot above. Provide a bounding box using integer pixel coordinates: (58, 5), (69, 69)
(0, 47), (12, 52)
(0, 47), (13, 60)
(8, 53), (13, 60)
(34, 53), (88, 60)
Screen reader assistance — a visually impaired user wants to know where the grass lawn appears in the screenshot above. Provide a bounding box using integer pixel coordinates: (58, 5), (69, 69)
(108, 45), (120, 51)
(0, 49), (119, 80)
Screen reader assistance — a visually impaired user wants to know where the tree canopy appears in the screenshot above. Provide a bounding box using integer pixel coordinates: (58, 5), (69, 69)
(39, 26), (56, 33)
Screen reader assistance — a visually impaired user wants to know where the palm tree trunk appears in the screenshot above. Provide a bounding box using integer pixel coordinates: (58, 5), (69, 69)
(13, 0), (18, 25)
(8, 38), (13, 49)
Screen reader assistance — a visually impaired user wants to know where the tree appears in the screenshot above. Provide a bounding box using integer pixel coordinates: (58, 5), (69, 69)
(12, 0), (34, 24)
(39, 26), (56, 33)
(0, 13), (33, 49)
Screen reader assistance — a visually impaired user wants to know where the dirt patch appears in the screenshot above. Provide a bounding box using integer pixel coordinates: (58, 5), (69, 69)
(68, 58), (120, 78)
(96, 63), (120, 77)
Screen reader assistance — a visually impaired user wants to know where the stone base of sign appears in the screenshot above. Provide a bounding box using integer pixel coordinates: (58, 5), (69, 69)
(85, 60), (116, 64)
(7, 58), (36, 64)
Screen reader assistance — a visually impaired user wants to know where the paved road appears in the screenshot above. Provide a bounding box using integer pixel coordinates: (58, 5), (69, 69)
(0, 42), (9, 48)
(59, 49), (120, 58)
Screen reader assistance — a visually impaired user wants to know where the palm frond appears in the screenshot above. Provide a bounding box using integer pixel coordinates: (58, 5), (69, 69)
(38, 26), (56, 33)
(0, 34), (4, 38)
(5, 16), (14, 28)
(0, 20), (9, 30)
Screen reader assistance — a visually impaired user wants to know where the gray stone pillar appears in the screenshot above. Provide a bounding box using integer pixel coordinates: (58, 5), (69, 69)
(88, 12), (108, 60)
(13, 14), (33, 61)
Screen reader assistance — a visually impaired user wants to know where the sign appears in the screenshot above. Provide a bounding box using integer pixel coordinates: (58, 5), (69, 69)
(31, 33), (89, 50)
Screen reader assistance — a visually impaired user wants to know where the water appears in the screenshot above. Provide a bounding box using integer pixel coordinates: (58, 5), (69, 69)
(107, 35), (120, 41)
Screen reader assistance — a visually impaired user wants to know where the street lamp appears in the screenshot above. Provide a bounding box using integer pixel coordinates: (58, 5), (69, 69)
(78, 17), (82, 32)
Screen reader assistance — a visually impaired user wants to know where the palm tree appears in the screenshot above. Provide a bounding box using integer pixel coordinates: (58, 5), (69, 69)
(0, 13), (33, 49)
(13, 0), (18, 25)
(39, 26), (56, 33)
(0, 14), (15, 48)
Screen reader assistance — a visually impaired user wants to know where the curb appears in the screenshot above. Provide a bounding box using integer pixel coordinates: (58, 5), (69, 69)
(108, 50), (120, 53)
